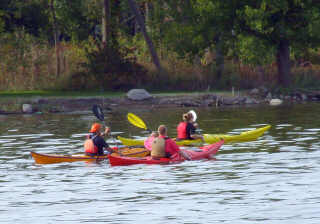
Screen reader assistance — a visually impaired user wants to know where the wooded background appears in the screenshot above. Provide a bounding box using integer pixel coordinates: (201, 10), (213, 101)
(1, 0), (320, 91)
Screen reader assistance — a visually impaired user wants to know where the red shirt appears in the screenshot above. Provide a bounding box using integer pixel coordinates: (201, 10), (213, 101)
(159, 135), (180, 157)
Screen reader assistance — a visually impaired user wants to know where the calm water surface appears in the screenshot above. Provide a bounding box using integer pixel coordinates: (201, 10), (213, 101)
(1, 103), (320, 224)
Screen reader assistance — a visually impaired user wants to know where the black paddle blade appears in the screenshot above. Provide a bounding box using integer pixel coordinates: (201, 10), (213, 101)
(92, 105), (104, 121)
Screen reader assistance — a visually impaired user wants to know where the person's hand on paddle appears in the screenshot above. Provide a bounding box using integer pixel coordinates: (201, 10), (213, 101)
(193, 122), (199, 128)
(103, 126), (111, 137)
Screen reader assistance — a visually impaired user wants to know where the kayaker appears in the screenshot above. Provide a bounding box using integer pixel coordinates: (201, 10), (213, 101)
(84, 123), (113, 156)
(176, 112), (203, 141)
(144, 131), (158, 150)
(151, 125), (191, 160)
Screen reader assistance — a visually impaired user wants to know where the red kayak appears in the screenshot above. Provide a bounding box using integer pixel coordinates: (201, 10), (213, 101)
(108, 140), (224, 166)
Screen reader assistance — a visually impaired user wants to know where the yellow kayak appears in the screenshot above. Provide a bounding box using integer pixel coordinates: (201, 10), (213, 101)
(118, 125), (271, 146)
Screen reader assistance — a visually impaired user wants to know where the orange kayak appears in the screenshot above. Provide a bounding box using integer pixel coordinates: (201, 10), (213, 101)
(31, 147), (150, 164)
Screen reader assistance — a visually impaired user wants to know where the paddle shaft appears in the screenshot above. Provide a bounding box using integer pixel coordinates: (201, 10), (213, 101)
(92, 104), (118, 148)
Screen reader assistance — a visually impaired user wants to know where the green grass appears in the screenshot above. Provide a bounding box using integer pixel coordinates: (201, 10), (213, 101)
(0, 89), (245, 98)
(151, 89), (246, 97)
(0, 90), (125, 98)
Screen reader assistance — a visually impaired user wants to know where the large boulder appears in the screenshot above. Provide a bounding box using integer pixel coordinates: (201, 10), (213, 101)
(127, 89), (152, 101)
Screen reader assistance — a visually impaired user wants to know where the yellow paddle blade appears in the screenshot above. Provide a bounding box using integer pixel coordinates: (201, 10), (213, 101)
(127, 113), (147, 130)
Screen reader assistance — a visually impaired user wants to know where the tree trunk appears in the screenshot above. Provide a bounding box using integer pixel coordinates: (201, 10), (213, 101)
(49, 0), (60, 77)
(102, 0), (111, 47)
(276, 39), (291, 87)
(127, 0), (163, 74)
(145, 2), (151, 33)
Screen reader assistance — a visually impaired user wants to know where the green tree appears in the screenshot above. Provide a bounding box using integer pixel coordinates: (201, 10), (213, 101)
(193, 0), (241, 79)
(127, 0), (163, 73)
(236, 0), (320, 87)
(155, 0), (243, 79)
(0, 0), (50, 37)
(152, 0), (320, 88)
(50, 0), (99, 42)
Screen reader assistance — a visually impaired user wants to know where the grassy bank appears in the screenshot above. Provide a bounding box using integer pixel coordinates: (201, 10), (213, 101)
(0, 90), (125, 98)
(0, 89), (245, 98)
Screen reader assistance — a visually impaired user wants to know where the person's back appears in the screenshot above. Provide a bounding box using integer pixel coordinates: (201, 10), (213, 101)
(150, 137), (166, 159)
(177, 121), (188, 140)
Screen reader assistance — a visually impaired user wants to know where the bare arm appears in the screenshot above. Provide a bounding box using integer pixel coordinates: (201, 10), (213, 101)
(179, 150), (191, 160)
(102, 126), (111, 137)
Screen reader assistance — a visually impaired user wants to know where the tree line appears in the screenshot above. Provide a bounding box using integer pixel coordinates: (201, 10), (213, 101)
(1, 0), (320, 91)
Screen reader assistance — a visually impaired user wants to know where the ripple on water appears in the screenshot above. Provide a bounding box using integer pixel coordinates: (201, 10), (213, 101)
(1, 106), (320, 223)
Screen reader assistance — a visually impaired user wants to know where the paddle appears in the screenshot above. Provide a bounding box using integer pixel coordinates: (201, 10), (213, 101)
(127, 112), (152, 133)
(127, 111), (199, 134)
(92, 104), (118, 148)
(92, 104), (105, 125)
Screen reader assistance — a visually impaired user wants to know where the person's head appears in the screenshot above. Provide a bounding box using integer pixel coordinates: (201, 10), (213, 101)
(151, 131), (159, 137)
(158, 125), (167, 136)
(89, 123), (101, 134)
(182, 113), (193, 122)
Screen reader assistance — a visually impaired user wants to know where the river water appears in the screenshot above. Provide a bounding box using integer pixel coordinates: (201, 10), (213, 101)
(1, 102), (320, 224)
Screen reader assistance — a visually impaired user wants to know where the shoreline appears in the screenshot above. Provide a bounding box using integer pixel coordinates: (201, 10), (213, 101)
(1, 88), (320, 114)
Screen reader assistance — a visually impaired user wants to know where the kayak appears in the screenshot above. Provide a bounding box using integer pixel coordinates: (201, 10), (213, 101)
(31, 147), (150, 164)
(108, 140), (224, 166)
(117, 125), (271, 147)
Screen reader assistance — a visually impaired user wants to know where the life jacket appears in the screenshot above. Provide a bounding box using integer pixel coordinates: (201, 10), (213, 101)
(151, 137), (166, 158)
(177, 122), (188, 139)
(84, 135), (98, 154)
